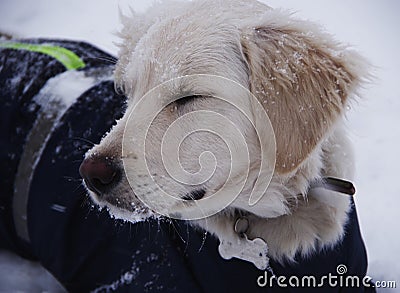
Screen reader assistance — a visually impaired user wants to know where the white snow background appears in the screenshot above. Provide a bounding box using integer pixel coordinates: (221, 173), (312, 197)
(0, 0), (399, 291)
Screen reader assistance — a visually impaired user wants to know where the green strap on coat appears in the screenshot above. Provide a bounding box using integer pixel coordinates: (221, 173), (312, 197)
(0, 41), (86, 70)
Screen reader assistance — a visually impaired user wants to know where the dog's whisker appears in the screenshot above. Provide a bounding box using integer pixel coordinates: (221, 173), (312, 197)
(179, 221), (191, 254)
(80, 194), (94, 211)
(63, 176), (83, 183)
(198, 230), (208, 253)
(168, 218), (187, 244)
(69, 136), (96, 146)
(71, 182), (85, 194)
(86, 56), (117, 65)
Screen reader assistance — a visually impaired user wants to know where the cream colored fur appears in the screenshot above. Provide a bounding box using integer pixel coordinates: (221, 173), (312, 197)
(84, 0), (369, 263)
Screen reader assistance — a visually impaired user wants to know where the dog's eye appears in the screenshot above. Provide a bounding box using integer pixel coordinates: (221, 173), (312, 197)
(175, 95), (202, 105)
(182, 189), (206, 201)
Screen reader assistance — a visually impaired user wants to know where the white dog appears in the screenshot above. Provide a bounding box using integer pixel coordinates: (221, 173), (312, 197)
(79, 0), (369, 269)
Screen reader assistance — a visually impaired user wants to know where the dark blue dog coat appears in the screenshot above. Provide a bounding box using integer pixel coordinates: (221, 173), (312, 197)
(0, 39), (375, 292)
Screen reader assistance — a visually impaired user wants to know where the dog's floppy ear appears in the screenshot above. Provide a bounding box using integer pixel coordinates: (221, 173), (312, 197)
(240, 13), (368, 174)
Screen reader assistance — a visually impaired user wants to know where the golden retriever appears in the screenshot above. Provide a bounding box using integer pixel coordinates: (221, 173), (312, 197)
(79, 0), (369, 269)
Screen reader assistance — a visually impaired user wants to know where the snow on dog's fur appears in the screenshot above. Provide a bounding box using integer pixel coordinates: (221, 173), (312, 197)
(83, 0), (369, 263)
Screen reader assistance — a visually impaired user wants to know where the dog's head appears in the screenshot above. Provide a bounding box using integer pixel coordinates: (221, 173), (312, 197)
(80, 0), (367, 223)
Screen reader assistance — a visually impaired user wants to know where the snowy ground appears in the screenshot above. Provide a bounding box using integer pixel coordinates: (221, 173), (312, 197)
(0, 0), (399, 291)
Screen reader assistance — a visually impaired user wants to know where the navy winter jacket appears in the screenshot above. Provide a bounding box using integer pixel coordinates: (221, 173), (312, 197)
(0, 39), (375, 292)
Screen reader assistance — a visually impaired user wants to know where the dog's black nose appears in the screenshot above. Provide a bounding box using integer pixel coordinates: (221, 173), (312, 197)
(79, 156), (121, 196)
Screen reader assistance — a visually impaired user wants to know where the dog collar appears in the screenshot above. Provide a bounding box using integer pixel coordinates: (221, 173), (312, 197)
(218, 177), (355, 270)
(309, 177), (355, 196)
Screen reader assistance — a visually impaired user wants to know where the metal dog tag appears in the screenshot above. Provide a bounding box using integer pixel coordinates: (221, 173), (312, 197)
(218, 233), (270, 270)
